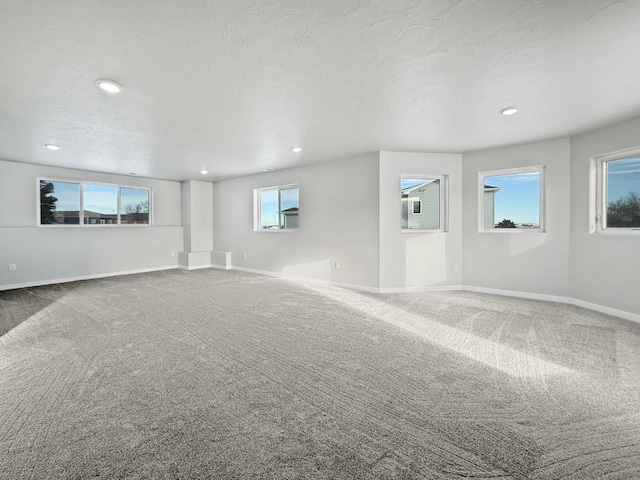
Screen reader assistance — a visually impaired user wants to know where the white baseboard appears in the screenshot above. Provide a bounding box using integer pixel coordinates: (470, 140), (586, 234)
(462, 285), (640, 324)
(230, 267), (640, 324)
(210, 264), (231, 270)
(231, 267), (464, 295)
(568, 298), (640, 324)
(178, 264), (211, 271)
(231, 266), (381, 293)
(3, 264), (638, 325)
(0, 265), (178, 292)
(462, 285), (570, 304)
(379, 285), (464, 294)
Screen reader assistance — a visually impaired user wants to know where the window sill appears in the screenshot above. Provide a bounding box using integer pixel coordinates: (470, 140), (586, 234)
(478, 229), (546, 234)
(593, 228), (640, 235)
(400, 229), (445, 234)
(37, 224), (152, 228)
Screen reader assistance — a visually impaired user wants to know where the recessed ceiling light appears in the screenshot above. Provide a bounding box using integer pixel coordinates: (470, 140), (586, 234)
(95, 79), (124, 94)
(201, 170), (208, 175)
(45, 144), (61, 151)
(500, 106), (519, 116)
(129, 172), (136, 176)
(291, 147), (303, 153)
(263, 168), (274, 172)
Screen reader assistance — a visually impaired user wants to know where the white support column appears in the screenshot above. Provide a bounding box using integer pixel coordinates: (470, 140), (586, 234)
(179, 180), (214, 270)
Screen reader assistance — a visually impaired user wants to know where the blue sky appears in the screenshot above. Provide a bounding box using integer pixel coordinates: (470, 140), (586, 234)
(83, 185), (117, 214)
(401, 178), (433, 190)
(261, 187), (299, 227)
(48, 181), (79, 211)
(607, 155), (640, 203)
(121, 188), (149, 212)
(486, 172), (540, 225)
(47, 182), (148, 214)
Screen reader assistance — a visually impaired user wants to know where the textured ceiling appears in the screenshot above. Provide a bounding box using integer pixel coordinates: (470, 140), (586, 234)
(1, 0), (639, 181)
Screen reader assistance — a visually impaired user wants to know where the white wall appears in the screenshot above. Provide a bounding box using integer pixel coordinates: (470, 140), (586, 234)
(0, 160), (183, 289)
(379, 151), (463, 291)
(3, 116), (639, 317)
(181, 180), (213, 253)
(569, 116), (640, 315)
(181, 181), (193, 251)
(212, 154), (380, 290)
(461, 138), (571, 297)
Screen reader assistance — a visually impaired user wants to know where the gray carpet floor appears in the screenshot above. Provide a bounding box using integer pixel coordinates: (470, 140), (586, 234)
(1, 268), (639, 479)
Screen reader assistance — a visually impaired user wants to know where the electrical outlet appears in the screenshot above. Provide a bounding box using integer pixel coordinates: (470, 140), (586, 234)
(335, 261), (341, 270)
(9, 264), (16, 271)
(243, 253), (247, 259)
(170, 251), (175, 257)
(452, 264), (458, 272)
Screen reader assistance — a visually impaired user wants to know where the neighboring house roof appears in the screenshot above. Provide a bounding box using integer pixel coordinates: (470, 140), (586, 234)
(484, 185), (500, 192)
(401, 180), (437, 195)
(282, 207), (299, 215)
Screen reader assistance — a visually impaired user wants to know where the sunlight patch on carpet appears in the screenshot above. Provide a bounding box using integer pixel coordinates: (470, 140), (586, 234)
(303, 283), (573, 379)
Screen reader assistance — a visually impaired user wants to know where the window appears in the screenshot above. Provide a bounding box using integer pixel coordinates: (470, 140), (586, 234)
(593, 148), (640, 232)
(255, 185), (299, 230)
(401, 176), (446, 230)
(120, 188), (150, 224)
(40, 180), (81, 224)
(83, 184), (118, 225)
(38, 178), (151, 226)
(478, 166), (545, 232)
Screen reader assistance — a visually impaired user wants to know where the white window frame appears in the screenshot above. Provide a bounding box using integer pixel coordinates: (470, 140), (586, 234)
(254, 183), (299, 232)
(411, 200), (422, 215)
(119, 186), (153, 226)
(37, 177), (153, 227)
(400, 174), (448, 233)
(591, 146), (640, 235)
(477, 165), (545, 233)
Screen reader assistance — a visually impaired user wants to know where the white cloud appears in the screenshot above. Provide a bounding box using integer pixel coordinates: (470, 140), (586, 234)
(608, 168), (640, 175)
